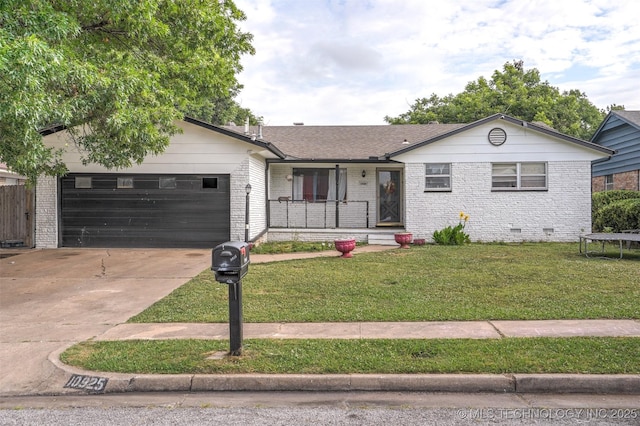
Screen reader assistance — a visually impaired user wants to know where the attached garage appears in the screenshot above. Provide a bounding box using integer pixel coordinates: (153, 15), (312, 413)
(60, 173), (230, 248)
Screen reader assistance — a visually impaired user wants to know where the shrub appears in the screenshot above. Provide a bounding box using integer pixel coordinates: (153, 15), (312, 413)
(433, 212), (470, 245)
(593, 198), (640, 232)
(592, 190), (640, 232)
(592, 190), (640, 217)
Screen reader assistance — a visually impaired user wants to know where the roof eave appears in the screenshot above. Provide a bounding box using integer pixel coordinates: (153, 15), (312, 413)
(267, 157), (398, 164)
(606, 111), (640, 132)
(523, 120), (615, 155)
(183, 116), (286, 159)
(386, 114), (505, 157)
(39, 124), (67, 135)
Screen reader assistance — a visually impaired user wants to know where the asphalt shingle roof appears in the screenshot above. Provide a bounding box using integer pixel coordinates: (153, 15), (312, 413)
(614, 110), (640, 128)
(223, 124), (465, 160)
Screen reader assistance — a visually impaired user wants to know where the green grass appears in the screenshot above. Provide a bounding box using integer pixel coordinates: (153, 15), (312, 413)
(63, 243), (640, 375)
(61, 337), (640, 375)
(129, 243), (640, 323)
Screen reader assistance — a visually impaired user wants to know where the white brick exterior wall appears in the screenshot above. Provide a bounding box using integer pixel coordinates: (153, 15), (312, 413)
(267, 229), (371, 243)
(229, 160), (249, 242)
(248, 155), (267, 240)
(35, 175), (58, 248)
(404, 161), (593, 242)
(228, 155), (267, 242)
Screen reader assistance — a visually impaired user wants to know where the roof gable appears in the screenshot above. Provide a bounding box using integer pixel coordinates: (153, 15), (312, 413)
(388, 114), (613, 158)
(591, 110), (640, 144)
(39, 117), (286, 159)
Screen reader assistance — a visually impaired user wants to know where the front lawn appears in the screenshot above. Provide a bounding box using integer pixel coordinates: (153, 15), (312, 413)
(130, 243), (640, 323)
(62, 243), (640, 375)
(61, 337), (640, 374)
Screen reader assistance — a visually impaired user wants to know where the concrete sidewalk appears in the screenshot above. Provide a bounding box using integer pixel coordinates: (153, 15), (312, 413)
(54, 319), (640, 395)
(96, 319), (640, 341)
(2, 247), (640, 397)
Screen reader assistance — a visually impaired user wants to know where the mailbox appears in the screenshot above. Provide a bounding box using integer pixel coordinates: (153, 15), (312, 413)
(211, 241), (250, 284)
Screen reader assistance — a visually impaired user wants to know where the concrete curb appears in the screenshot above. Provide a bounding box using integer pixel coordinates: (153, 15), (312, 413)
(513, 374), (640, 394)
(49, 348), (640, 395)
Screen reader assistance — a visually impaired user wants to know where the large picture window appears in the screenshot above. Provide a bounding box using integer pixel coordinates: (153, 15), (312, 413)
(293, 168), (347, 201)
(492, 162), (547, 190)
(425, 163), (451, 191)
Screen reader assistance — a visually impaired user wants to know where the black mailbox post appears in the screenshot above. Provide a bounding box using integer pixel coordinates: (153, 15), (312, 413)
(211, 241), (250, 356)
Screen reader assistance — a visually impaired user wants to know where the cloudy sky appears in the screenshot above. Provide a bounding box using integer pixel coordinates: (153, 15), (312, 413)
(233, 0), (640, 125)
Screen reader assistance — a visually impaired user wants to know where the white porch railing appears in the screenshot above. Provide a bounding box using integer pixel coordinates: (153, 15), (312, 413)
(268, 200), (370, 229)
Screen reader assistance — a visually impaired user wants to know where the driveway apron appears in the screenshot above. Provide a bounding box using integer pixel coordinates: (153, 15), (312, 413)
(0, 248), (210, 396)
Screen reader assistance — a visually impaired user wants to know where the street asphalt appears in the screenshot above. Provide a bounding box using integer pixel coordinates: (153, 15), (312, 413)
(1, 246), (639, 397)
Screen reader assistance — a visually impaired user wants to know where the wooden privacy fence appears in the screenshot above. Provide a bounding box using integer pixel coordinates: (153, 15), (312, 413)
(0, 185), (34, 248)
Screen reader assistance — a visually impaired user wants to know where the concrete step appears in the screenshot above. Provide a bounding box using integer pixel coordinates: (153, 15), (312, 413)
(367, 233), (398, 246)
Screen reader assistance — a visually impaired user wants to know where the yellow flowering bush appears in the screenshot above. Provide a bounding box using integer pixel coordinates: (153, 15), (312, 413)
(433, 212), (470, 245)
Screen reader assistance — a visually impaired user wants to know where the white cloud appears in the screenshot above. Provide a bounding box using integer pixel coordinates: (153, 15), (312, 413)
(234, 0), (640, 125)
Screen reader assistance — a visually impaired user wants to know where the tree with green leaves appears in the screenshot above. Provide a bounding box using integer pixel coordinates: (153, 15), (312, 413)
(0, 0), (254, 183)
(385, 60), (617, 140)
(187, 94), (262, 127)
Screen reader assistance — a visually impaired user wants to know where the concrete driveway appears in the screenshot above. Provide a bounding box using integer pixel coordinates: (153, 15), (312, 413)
(0, 248), (210, 396)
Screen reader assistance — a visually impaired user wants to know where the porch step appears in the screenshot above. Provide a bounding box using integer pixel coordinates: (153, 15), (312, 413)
(367, 233), (399, 246)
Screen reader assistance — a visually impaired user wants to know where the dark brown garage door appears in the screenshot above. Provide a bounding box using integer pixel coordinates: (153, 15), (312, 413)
(60, 174), (230, 248)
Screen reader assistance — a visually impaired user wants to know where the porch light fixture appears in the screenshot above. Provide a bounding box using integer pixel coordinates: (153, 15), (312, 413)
(361, 170), (366, 178)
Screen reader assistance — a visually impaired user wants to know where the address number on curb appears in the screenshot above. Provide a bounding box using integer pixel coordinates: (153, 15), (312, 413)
(64, 374), (108, 393)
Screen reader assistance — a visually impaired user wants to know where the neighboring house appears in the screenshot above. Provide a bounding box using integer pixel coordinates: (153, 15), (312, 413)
(35, 113), (613, 249)
(591, 110), (640, 192)
(0, 163), (26, 186)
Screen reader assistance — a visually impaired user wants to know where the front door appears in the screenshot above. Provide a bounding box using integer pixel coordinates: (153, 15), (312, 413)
(377, 169), (402, 226)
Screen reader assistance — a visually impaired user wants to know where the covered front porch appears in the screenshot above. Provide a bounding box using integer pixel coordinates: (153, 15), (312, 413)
(266, 162), (405, 241)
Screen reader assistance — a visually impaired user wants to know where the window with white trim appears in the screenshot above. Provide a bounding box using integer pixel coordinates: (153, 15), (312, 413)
(604, 174), (614, 191)
(425, 163), (451, 191)
(492, 162), (547, 190)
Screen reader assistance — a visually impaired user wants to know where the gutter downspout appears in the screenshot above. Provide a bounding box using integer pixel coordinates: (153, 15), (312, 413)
(335, 164), (339, 228)
(264, 161), (270, 239)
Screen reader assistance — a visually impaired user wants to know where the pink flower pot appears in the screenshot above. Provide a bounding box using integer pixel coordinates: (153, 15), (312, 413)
(394, 233), (413, 249)
(334, 238), (356, 258)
